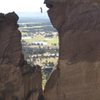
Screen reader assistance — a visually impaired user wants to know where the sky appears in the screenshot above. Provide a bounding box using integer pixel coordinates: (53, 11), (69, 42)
(0, 0), (48, 17)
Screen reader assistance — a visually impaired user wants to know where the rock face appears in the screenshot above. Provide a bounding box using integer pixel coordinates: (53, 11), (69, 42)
(44, 0), (100, 100)
(0, 12), (42, 100)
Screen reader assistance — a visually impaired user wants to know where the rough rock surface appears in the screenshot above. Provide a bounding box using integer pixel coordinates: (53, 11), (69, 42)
(0, 12), (42, 100)
(44, 0), (100, 100)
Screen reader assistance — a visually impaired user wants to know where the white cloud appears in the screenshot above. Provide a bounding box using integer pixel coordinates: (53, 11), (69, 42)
(0, 0), (47, 13)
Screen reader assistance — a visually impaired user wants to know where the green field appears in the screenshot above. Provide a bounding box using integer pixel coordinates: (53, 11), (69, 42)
(22, 35), (59, 46)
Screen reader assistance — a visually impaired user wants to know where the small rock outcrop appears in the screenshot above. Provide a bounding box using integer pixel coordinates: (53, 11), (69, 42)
(0, 12), (42, 100)
(44, 0), (100, 100)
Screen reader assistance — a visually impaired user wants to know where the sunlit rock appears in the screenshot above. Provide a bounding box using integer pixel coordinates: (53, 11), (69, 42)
(44, 0), (100, 100)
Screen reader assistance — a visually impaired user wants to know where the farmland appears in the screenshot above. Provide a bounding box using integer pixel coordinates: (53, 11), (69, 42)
(19, 18), (59, 86)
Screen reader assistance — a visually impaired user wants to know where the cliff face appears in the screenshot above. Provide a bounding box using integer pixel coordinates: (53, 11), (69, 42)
(1, 1), (100, 99)
(44, 0), (100, 100)
(0, 12), (42, 100)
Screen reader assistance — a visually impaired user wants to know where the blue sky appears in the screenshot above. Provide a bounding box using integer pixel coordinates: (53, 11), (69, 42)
(0, 0), (48, 13)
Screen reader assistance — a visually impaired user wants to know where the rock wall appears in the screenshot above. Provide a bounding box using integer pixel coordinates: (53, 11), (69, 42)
(0, 12), (42, 100)
(44, 0), (100, 100)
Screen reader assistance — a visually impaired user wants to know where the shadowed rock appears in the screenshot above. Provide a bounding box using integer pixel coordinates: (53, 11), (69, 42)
(0, 12), (42, 100)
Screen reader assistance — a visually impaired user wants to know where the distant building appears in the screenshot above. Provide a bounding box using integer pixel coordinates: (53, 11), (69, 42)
(22, 36), (32, 39)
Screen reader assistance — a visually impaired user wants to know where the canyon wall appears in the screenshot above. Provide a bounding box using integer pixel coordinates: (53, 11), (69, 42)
(44, 0), (100, 100)
(1, 0), (100, 100)
(0, 12), (42, 100)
